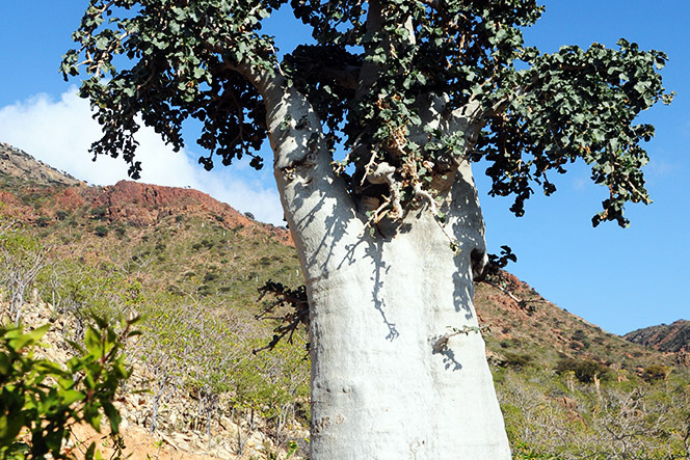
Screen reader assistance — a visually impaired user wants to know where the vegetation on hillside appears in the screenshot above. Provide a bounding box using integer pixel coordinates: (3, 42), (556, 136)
(0, 187), (310, 458)
(0, 171), (689, 459)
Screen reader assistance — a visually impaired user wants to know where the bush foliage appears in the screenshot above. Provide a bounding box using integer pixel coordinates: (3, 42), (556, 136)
(0, 318), (135, 460)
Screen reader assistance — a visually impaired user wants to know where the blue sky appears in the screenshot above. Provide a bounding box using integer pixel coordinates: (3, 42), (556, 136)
(0, 1), (688, 335)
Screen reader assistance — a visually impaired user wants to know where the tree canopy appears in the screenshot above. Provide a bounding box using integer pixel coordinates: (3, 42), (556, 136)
(62, 0), (672, 227)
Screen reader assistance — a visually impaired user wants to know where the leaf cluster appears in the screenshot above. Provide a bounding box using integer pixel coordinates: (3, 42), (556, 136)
(477, 39), (672, 225)
(481, 245), (517, 281)
(0, 317), (137, 460)
(62, 0), (285, 178)
(63, 1), (672, 226)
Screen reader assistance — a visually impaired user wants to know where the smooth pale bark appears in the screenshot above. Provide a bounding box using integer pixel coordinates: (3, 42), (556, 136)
(252, 69), (510, 459)
(303, 210), (510, 459)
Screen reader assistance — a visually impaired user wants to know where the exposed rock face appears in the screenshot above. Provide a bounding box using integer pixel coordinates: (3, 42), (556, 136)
(94, 180), (291, 244)
(624, 320), (690, 353)
(0, 142), (292, 245)
(86, 180), (251, 227)
(0, 142), (84, 187)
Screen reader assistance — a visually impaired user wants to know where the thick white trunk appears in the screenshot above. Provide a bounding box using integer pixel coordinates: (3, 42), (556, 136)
(278, 164), (510, 458)
(306, 216), (510, 459)
(255, 73), (510, 459)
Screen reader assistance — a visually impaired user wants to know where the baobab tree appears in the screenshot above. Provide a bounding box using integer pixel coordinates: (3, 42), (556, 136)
(62, 1), (671, 458)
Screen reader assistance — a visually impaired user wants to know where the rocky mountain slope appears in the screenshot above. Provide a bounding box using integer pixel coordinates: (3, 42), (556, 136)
(2, 143), (689, 460)
(472, 271), (690, 374)
(0, 143), (290, 244)
(0, 142), (83, 187)
(625, 319), (690, 353)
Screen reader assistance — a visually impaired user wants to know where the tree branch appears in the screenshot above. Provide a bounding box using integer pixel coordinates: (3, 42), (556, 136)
(355, 0), (385, 101)
(230, 58), (362, 269)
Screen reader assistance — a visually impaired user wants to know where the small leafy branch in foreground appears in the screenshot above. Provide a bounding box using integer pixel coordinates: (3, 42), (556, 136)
(0, 316), (138, 460)
(482, 245), (518, 281)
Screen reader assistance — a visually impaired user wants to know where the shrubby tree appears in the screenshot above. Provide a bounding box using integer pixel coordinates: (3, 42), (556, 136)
(41, 261), (132, 341)
(64, 1), (671, 457)
(134, 305), (186, 433)
(0, 229), (51, 325)
(181, 308), (237, 446)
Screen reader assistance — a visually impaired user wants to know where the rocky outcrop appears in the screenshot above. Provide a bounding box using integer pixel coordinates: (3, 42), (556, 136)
(99, 181), (248, 227)
(93, 180), (292, 244)
(0, 142), (84, 187)
(0, 142), (292, 245)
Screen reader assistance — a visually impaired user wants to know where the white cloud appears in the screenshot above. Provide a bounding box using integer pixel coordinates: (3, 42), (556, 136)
(0, 89), (284, 225)
(645, 158), (675, 177)
(572, 176), (588, 191)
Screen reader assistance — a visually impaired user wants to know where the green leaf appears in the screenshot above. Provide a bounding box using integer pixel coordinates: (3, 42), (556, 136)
(61, 389), (85, 406)
(0, 353), (10, 376)
(84, 441), (97, 460)
(7, 324), (50, 352)
(0, 413), (25, 443)
(85, 406), (102, 432)
(103, 403), (122, 434)
(572, 113), (585, 124)
(84, 326), (101, 355)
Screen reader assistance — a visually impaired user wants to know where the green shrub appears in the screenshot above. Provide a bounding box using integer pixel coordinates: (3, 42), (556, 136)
(555, 358), (610, 383)
(642, 364), (671, 382)
(94, 225), (109, 237)
(571, 329), (589, 345)
(35, 216), (51, 228)
(113, 225), (127, 238)
(198, 284), (214, 297)
(0, 318), (136, 460)
(502, 352), (532, 369)
(90, 206), (108, 220)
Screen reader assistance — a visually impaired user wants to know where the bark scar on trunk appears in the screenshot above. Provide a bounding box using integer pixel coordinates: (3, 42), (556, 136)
(430, 326), (485, 371)
(279, 150), (319, 183)
(311, 414), (345, 434)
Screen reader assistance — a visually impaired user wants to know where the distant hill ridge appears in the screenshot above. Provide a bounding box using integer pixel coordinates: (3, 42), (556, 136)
(0, 141), (291, 245)
(624, 320), (690, 353)
(0, 142), (83, 187)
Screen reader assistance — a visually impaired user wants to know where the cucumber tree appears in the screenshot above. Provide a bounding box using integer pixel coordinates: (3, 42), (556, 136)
(63, 1), (671, 458)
